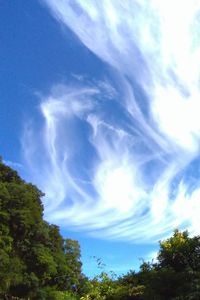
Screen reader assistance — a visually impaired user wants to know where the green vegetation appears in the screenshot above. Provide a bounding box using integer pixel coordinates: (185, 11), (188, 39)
(0, 159), (84, 299)
(0, 158), (200, 299)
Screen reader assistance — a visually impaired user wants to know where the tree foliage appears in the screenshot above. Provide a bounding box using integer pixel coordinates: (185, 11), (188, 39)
(0, 159), (83, 299)
(118, 230), (200, 300)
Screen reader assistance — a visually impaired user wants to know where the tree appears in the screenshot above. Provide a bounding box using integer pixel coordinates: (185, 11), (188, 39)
(156, 229), (200, 299)
(0, 159), (83, 299)
(64, 239), (83, 294)
(137, 230), (200, 299)
(158, 229), (200, 272)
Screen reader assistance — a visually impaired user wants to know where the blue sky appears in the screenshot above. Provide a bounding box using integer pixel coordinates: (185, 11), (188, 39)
(1, 0), (200, 277)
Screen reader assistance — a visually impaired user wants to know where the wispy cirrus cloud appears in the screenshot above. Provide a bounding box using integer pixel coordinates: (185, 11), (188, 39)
(23, 0), (200, 242)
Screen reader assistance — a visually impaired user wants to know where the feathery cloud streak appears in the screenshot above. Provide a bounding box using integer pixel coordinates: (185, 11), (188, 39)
(23, 0), (200, 242)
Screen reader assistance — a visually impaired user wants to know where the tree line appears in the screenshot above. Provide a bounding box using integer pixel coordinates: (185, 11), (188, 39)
(0, 158), (200, 299)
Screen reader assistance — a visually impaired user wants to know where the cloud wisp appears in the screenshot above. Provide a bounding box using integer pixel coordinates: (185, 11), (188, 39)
(23, 0), (200, 242)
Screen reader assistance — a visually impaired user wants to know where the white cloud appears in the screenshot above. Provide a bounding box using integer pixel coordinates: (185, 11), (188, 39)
(23, 0), (200, 242)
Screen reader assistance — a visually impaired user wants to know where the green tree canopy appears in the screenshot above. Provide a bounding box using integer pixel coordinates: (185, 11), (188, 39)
(0, 160), (83, 299)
